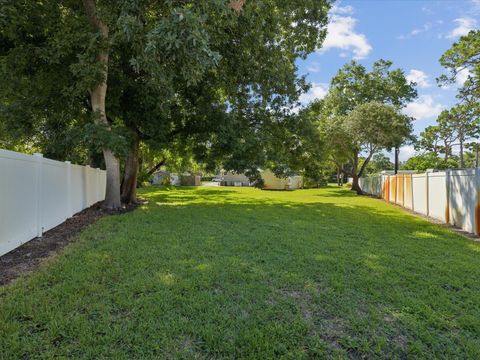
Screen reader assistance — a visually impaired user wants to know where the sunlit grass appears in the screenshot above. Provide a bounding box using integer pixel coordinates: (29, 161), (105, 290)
(1, 185), (480, 358)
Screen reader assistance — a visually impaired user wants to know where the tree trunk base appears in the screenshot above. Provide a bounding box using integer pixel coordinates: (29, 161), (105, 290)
(121, 135), (140, 205)
(351, 180), (363, 195)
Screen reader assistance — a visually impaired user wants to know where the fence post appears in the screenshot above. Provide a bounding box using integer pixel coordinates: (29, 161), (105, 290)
(387, 175), (390, 202)
(445, 170), (451, 225)
(411, 174), (414, 212)
(96, 168), (101, 203)
(65, 161), (73, 218)
(426, 171), (430, 217)
(476, 168), (480, 236)
(84, 165), (90, 208)
(34, 153), (43, 238)
(394, 175), (397, 204)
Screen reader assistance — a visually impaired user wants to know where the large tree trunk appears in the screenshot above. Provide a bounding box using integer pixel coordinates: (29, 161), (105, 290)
(82, 0), (121, 210)
(350, 151), (363, 195)
(351, 173), (362, 195)
(121, 136), (140, 204)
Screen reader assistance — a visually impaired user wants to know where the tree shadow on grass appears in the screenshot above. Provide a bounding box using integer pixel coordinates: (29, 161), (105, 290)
(311, 186), (359, 197)
(3, 186), (480, 359)
(132, 189), (480, 357)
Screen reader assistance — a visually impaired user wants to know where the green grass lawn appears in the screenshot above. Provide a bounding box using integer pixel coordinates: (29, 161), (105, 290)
(1, 186), (480, 359)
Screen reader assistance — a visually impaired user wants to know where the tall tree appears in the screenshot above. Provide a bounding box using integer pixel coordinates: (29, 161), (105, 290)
(437, 110), (458, 163)
(109, 0), (332, 203)
(327, 101), (413, 194)
(448, 104), (479, 167)
(438, 24), (480, 170)
(319, 60), (417, 193)
(439, 29), (480, 104)
(1, 0), (331, 206)
(82, 0), (121, 209)
(415, 125), (442, 157)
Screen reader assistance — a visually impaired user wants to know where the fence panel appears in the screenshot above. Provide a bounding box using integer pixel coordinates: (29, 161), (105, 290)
(412, 174), (428, 216)
(360, 170), (480, 237)
(428, 172), (447, 222)
(396, 174), (404, 206)
(383, 175), (390, 201)
(359, 176), (383, 197)
(41, 158), (70, 232)
(449, 169), (477, 234)
(0, 151), (38, 255)
(404, 175), (413, 210)
(389, 176), (397, 203)
(0, 149), (107, 256)
(71, 164), (86, 214)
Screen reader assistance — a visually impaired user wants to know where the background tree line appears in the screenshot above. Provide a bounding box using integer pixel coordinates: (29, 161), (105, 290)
(407, 29), (480, 171)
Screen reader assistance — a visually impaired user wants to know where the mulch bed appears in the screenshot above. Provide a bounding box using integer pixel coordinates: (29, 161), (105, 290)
(0, 202), (109, 286)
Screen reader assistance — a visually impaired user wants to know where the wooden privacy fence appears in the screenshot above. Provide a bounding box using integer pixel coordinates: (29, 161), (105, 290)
(359, 169), (480, 236)
(0, 149), (106, 256)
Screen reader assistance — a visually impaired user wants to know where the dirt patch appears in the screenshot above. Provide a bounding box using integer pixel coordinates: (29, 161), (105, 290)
(0, 199), (143, 286)
(0, 202), (107, 286)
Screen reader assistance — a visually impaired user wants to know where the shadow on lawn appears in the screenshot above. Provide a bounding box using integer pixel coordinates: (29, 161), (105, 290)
(134, 186), (480, 357)
(312, 186), (359, 197)
(141, 186), (480, 261)
(3, 186), (480, 359)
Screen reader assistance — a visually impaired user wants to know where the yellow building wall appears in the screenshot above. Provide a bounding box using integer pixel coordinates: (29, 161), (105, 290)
(261, 170), (302, 190)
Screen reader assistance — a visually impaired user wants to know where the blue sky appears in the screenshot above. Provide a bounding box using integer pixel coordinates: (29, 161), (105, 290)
(297, 0), (479, 160)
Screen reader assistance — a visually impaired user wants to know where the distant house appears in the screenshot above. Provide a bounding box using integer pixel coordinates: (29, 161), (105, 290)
(261, 169), (303, 190)
(219, 171), (251, 187)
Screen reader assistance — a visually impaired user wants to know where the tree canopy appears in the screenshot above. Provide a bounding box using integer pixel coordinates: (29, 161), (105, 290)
(1, 0), (332, 206)
(316, 60), (416, 193)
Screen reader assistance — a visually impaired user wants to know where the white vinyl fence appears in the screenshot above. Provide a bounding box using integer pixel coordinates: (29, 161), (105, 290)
(359, 169), (480, 236)
(0, 149), (106, 256)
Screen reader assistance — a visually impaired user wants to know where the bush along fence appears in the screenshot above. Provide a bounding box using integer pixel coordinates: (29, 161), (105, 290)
(0, 149), (106, 256)
(359, 169), (480, 236)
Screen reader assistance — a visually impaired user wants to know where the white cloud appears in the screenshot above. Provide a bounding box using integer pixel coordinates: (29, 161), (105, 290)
(403, 95), (444, 120)
(456, 68), (471, 86)
(406, 69), (431, 88)
(399, 145), (418, 162)
(307, 62), (320, 73)
(447, 17), (477, 38)
(320, 5), (372, 59)
(397, 22), (433, 39)
(299, 83), (329, 104)
(330, 4), (354, 15)
(411, 22), (432, 36)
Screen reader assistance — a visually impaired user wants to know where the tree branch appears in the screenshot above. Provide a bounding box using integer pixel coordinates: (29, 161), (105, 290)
(358, 149), (375, 178)
(147, 159), (166, 176)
